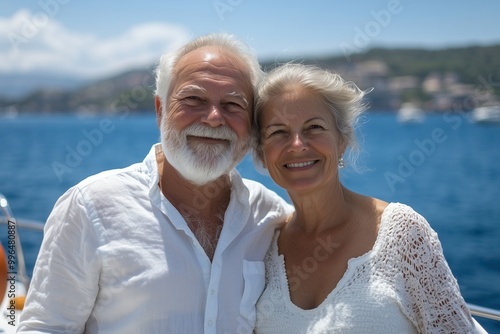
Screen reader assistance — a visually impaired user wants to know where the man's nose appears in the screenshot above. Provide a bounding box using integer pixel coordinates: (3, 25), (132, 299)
(202, 105), (225, 127)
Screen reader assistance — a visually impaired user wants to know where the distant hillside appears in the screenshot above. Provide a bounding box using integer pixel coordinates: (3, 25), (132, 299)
(264, 44), (500, 92)
(264, 44), (500, 111)
(348, 45), (500, 89)
(0, 73), (87, 99)
(0, 68), (156, 114)
(2, 44), (499, 114)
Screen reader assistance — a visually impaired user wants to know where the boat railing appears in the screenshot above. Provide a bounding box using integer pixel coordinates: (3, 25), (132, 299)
(0, 193), (36, 290)
(1, 193), (500, 324)
(468, 304), (500, 322)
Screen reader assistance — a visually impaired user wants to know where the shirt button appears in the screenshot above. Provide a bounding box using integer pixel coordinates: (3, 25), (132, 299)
(211, 289), (215, 295)
(208, 320), (213, 326)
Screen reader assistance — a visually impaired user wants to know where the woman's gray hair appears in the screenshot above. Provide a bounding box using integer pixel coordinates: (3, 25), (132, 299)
(154, 32), (264, 112)
(254, 63), (368, 169)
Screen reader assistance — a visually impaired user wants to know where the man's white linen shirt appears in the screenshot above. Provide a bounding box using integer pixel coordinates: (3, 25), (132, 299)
(18, 144), (292, 334)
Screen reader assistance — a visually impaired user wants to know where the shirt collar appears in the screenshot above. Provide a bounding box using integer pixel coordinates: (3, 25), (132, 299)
(228, 169), (249, 207)
(145, 143), (252, 246)
(144, 143), (162, 191)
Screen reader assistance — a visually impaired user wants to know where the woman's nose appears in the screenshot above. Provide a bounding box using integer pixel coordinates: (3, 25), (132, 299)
(288, 132), (307, 152)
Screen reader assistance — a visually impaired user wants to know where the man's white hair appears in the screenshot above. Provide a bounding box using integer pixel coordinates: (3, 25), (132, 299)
(154, 32), (264, 113)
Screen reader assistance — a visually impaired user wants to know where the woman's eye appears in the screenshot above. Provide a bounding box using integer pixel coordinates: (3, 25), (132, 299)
(268, 129), (286, 137)
(308, 124), (324, 130)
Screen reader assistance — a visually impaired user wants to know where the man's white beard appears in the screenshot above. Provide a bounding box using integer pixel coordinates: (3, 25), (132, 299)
(160, 121), (250, 185)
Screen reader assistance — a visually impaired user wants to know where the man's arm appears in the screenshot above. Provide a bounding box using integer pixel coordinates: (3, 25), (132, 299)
(18, 187), (100, 333)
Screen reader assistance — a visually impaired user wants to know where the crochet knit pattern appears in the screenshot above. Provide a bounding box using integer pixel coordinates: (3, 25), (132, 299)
(255, 203), (476, 334)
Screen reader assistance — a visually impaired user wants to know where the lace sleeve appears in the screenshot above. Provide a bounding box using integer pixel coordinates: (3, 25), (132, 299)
(389, 204), (476, 334)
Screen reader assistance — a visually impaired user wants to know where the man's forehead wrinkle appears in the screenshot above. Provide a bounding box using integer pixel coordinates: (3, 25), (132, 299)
(202, 50), (218, 62)
(199, 45), (247, 69)
(175, 46), (247, 73)
(174, 85), (206, 96)
(175, 61), (245, 79)
(173, 52), (247, 85)
(185, 52), (250, 88)
(169, 46), (254, 107)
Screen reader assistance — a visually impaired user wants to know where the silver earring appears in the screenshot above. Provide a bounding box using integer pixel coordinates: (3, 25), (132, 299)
(338, 157), (345, 169)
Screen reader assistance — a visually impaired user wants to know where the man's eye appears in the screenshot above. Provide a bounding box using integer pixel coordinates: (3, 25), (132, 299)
(183, 96), (204, 105)
(224, 101), (245, 112)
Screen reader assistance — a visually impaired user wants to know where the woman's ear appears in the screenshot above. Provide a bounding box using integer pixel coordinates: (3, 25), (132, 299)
(340, 139), (348, 158)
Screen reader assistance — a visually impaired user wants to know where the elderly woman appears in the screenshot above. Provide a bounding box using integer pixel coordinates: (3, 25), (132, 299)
(253, 63), (485, 333)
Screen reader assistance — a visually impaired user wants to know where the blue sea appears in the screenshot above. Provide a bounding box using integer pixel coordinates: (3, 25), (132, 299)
(1, 111), (499, 332)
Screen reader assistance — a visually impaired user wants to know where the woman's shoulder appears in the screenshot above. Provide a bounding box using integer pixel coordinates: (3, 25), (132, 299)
(379, 202), (440, 252)
(381, 202), (429, 230)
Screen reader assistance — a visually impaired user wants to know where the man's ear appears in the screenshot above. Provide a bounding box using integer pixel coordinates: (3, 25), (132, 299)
(155, 96), (163, 128)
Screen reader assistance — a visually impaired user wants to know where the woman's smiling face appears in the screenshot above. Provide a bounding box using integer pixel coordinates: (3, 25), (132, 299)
(260, 86), (346, 194)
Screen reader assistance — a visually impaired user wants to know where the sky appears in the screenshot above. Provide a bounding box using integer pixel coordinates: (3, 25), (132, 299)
(1, 0), (500, 79)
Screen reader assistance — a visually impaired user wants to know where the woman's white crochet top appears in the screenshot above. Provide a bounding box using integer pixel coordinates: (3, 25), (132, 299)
(255, 202), (477, 334)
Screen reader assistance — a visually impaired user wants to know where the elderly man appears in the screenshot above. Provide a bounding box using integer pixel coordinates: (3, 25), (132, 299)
(18, 33), (291, 334)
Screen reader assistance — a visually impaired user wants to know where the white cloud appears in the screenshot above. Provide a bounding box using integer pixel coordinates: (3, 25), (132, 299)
(0, 9), (191, 78)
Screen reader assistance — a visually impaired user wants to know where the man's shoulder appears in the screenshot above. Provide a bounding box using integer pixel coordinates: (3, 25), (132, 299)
(74, 161), (148, 195)
(241, 178), (292, 212)
(241, 177), (265, 189)
(75, 144), (157, 192)
(241, 178), (276, 197)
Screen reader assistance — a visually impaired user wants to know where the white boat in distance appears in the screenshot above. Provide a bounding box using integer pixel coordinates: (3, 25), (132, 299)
(397, 103), (425, 123)
(471, 105), (500, 124)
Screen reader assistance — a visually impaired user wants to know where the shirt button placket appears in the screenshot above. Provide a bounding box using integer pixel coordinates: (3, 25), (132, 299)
(205, 261), (220, 334)
(205, 287), (217, 332)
